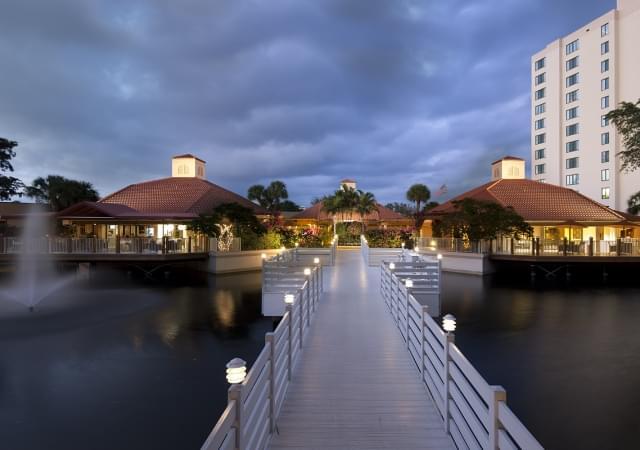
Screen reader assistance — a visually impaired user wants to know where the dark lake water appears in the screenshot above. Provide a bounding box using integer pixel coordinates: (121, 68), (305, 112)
(1, 268), (639, 449)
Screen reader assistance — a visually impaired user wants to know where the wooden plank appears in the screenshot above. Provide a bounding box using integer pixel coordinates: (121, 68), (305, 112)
(449, 345), (492, 405)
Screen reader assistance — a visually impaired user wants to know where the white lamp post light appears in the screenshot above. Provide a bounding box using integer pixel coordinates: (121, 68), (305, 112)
(389, 262), (395, 270)
(261, 253), (267, 260)
(442, 314), (456, 333)
(226, 358), (247, 384)
(414, 246), (419, 252)
(303, 268), (311, 276)
(405, 279), (414, 288)
(284, 293), (295, 305)
(313, 257), (320, 265)
(437, 253), (443, 260)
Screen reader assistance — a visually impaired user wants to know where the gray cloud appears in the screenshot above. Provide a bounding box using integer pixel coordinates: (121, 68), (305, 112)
(0, 0), (614, 206)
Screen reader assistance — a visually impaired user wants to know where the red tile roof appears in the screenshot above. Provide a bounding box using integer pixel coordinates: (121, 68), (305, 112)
(428, 179), (628, 224)
(58, 177), (266, 219)
(291, 201), (408, 222)
(173, 153), (206, 163)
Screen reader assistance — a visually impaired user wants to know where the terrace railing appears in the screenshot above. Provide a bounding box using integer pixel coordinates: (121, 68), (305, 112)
(0, 236), (210, 255)
(201, 258), (322, 450)
(360, 235), (404, 266)
(380, 259), (543, 450)
(417, 236), (640, 258)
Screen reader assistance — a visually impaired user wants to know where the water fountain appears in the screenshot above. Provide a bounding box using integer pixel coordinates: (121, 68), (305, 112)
(0, 206), (75, 314)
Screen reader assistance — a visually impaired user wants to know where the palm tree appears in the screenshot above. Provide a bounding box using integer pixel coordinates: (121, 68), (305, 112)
(355, 190), (377, 232)
(406, 183), (431, 232)
(321, 194), (341, 233)
(247, 180), (290, 212)
(26, 175), (99, 211)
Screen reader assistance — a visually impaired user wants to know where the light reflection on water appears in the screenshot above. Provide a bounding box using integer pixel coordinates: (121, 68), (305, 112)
(441, 272), (640, 450)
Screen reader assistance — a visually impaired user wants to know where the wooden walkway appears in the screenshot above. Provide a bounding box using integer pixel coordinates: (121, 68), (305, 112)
(268, 249), (454, 450)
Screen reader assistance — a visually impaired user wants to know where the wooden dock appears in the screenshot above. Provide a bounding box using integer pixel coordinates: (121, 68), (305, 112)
(268, 249), (454, 450)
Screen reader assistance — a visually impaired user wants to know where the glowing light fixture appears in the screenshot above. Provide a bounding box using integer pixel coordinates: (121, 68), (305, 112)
(437, 253), (443, 260)
(401, 242), (405, 249)
(226, 358), (247, 384)
(295, 242), (299, 248)
(280, 246), (286, 251)
(304, 268), (311, 276)
(405, 279), (414, 288)
(261, 253), (267, 260)
(442, 314), (456, 333)
(389, 262), (395, 270)
(414, 246), (419, 252)
(313, 257), (320, 265)
(284, 293), (295, 305)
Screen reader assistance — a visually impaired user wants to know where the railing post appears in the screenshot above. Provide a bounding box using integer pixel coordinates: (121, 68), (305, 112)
(617, 238), (622, 256)
(444, 332), (455, 434)
(420, 305), (429, 380)
(162, 236), (167, 255)
(0, 237), (4, 254)
(563, 237), (568, 257)
(188, 236), (192, 253)
(405, 289), (411, 349)
(306, 283), (311, 327)
(285, 305), (293, 381)
(228, 383), (244, 450)
(589, 237), (594, 257)
(535, 237), (540, 256)
(510, 237), (514, 255)
(298, 291), (304, 349)
(488, 386), (507, 450)
(265, 332), (276, 433)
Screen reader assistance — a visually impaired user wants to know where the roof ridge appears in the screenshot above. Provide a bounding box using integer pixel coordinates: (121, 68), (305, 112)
(485, 179), (508, 206)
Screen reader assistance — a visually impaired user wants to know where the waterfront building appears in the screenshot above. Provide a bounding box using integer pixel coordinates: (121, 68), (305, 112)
(427, 157), (640, 241)
(288, 179), (412, 230)
(58, 154), (267, 239)
(530, 0), (640, 210)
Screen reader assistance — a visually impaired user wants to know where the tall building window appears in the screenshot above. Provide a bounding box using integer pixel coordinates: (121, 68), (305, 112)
(601, 41), (610, 55)
(566, 124), (579, 136)
(601, 132), (610, 144)
(566, 73), (579, 87)
(566, 56), (579, 71)
(535, 103), (546, 115)
(601, 150), (610, 163)
(535, 88), (545, 100)
(601, 115), (610, 127)
(535, 57), (545, 71)
(566, 174), (579, 186)
(601, 77), (609, 91)
(535, 133), (546, 145)
(566, 140), (579, 152)
(601, 59), (609, 73)
(566, 157), (579, 169)
(566, 90), (579, 104)
(601, 23), (609, 36)
(601, 187), (610, 199)
(535, 73), (546, 85)
(566, 107), (579, 120)
(535, 163), (546, 175)
(535, 149), (546, 160)
(601, 169), (610, 181)
(601, 96), (610, 109)
(566, 39), (579, 55)
(535, 118), (545, 130)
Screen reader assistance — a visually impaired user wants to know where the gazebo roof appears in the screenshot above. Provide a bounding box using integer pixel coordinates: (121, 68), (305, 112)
(291, 201), (408, 222)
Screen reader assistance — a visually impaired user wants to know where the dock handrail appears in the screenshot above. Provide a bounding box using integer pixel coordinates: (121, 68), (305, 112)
(201, 259), (323, 450)
(380, 260), (544, 450)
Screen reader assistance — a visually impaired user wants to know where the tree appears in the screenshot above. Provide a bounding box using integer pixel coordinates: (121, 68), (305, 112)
(355, 190), (377, 232)
(406, 184), (431, 232)
(436, 198), (532, 241)
(247, 180), (289, 212)
(628, 191), (640, 215)
(25, 175), (99, 211)
(0, 138), (23, 200)
(278, 200), (303, 212)
(189, 202), (265, 245)
(606, 99), (640, 172)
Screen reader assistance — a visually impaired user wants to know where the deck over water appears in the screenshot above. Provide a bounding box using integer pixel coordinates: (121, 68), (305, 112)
(269, 249), (454, 450)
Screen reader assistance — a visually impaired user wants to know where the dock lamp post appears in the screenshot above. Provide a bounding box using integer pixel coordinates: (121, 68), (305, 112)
(441, 313), (456, 433)
(389, 262), (395, 270)
(313, 257), (322, 293)
(261, 252), (267, 260)
(405, 279), (414, 288)
(437, 253), (443, 260)
(226, 358), (247, 385)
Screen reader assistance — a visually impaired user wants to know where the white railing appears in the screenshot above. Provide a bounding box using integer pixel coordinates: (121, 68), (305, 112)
(360, 235), (404, 266)
(0, 237), (209, 255)
(380, 261), (543, 450)
(201, 261), (323, 450)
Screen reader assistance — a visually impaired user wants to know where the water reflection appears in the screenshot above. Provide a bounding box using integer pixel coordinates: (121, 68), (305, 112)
(0, 270), (270, 450)
(441, 272), (640, 450)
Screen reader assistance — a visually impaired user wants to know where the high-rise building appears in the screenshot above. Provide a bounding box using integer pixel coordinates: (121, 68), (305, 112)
(530, 0), (640, 211)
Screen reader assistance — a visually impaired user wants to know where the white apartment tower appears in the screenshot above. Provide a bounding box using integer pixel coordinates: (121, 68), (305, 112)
(530, 0), (640, 211)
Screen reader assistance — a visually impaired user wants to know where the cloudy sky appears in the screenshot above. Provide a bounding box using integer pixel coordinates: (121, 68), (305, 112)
(0, 0), (614, 206)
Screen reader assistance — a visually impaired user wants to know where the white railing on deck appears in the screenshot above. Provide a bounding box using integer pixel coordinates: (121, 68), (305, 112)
(380, 260), (544, 450)
(201, 260), (323, 450)
(360, 235), (404, 266)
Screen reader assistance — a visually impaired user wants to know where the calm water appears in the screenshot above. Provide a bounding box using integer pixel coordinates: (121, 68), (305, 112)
(0, 269), (271, 450)
(1, 269), (639, 449)
(441, 273), (640, 450)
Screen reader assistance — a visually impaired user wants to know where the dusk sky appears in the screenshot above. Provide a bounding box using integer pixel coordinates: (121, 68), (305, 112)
(0, 0), (615, 206)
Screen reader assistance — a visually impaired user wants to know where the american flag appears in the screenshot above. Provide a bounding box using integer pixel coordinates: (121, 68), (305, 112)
(434, 184), (448, 197)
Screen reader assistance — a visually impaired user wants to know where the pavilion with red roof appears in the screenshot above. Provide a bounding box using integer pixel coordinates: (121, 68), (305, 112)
(58, 155), (267, 239)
